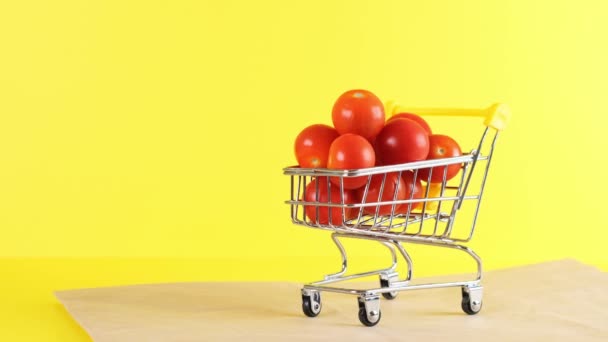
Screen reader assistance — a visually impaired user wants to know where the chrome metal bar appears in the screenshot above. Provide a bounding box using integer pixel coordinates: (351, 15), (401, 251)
(327, 233), (480, 279)
(290, 175), (297, 223)
(458, 127), (489, 209)
(414, 166), (434, 236)
(326, 176), (334, 226)
(294, 175), (304, 224)
(379, 241), (399, 273)
(283, 154), (488, 177)
(392, 241), (413, 281)
(402, 240), (482, 281)
(286, 195), (480, 208)
(340, 176), (346, 226)
(355, 175), (372, 228)
(373, 173), (388, 227)
(305, 236), (481, 298)
(327, 227), (455, 245)
(310, 233), (399, 286)
(323, 233), (348, 279)
(314, 176), (320, 226)
(466, 131), (500, 241)
(433, 166), (450, 237)
(290, 175), (295, 202)
(444, 161), (471, 238)
(384, 281), (480, 291)
(304, 280), (480, 296)
(302, 284), (367, 295)
(402, 169), (419, 235)
(387, 171), (403, 231)
(309, 259), (395, 286)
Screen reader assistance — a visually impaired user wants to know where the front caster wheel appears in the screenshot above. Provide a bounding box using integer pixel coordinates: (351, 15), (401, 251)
(358, 307), (381, 326)
(357, 296), (381, 327)
(461, 286), (483, 315)
(302, 290), (321, 317)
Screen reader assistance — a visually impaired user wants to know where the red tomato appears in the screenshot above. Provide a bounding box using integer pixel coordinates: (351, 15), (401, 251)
(304, 177), (357, 225)
(294, 124), (339, 168)
(388, 112), (432, 135)
(327, 134), (376, 189)
(332, 89), (385, 141)
(356, 172), (406, 216)
(418, 134), (462, 183)
(396, 171), (424, 213)
(374, 118), (430, 165)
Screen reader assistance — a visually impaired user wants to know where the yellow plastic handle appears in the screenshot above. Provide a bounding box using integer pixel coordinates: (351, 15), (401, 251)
(384, 101), (510, 131)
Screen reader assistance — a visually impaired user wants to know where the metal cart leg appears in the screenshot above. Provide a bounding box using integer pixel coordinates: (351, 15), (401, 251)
(300, 233), (484, 325)
(379, 240), (413, 299)
(323, 233), (349, 280)
(310, 233), (402, 286)
(402, 239), (484, 315)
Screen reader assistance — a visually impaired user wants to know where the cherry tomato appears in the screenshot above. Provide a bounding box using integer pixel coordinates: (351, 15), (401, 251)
(332, 89), (385, 141)
(356, 172), (406, 216)
(388, 112), (432, 135)
(304, 177), (357, 225)
(396, 171), (424, 213)
(374, 118), (430, 165)
(294, 124), (339, 168)
(418, 134), (462, 183)
(327, 134), (376, 189)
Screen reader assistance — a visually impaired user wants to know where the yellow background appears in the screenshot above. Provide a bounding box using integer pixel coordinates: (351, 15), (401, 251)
(1, 0), (608, 339)
(2, 0), (608, 268)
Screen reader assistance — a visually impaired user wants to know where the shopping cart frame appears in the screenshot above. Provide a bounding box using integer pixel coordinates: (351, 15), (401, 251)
(284, 102), (509, 326)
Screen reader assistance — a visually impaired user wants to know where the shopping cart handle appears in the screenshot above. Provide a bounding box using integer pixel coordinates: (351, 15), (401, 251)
(385, 101), (510, 131)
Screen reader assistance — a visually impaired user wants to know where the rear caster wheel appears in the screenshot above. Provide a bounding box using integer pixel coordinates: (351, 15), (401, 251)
(379, 272), (398, 300)
(380, 279), (398, 300)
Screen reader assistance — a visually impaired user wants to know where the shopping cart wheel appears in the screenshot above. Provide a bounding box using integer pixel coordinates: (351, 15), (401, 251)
(461, 286), (483, 315)
(379, 278), (398, 300)
(301, 289), (321, 317)
(357, 296), (381, 327)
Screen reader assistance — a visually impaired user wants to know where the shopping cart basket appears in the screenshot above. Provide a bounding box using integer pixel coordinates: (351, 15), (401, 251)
(283, 102), (510, 326)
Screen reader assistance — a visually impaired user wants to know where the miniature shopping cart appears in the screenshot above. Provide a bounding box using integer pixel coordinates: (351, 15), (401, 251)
(283, 102), (510, 326)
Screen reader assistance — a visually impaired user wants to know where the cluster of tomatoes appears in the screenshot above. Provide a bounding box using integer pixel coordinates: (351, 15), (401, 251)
(294, 89), (462, 225)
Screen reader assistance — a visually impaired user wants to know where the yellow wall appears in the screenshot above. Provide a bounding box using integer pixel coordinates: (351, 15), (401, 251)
(1, 1), (607, 276)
